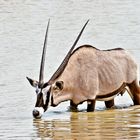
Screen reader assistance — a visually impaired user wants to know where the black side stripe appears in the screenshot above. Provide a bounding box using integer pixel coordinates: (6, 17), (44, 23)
(96, 83), (126, 99)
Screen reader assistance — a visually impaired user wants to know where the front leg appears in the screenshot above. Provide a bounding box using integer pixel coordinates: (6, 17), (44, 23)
(105, 99), (114, 108)
(87, 99), (96, 112)
(69, 100), (78, 111)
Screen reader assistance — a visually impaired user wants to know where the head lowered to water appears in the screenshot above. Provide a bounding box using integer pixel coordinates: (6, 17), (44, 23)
(26, 20), (89, 118)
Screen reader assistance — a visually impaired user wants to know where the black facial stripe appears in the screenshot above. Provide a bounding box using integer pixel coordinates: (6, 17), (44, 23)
(46, 91), (50, 106)
(44, 88), (51, 111)
(35, 92), (43, 107)
(35, 87), (51, 111)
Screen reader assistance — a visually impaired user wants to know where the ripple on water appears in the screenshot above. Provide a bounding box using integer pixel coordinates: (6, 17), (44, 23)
(1, 0), (140, 139)
(31, 106), (140, 140)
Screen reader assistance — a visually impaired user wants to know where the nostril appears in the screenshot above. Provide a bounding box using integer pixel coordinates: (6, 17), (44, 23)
(33, 110), (39, 117)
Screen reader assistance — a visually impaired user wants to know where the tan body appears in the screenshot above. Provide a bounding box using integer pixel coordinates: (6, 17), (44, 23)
(51, 45), (140, 110)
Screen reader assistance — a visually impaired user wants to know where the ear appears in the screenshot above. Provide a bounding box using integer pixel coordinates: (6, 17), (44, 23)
(26, 77), (38, 88)
(55, 81), (64, 90)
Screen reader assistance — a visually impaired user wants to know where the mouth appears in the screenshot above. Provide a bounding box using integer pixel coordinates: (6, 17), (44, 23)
(33, 107), (44, 119)
(33, 115), (42, 119)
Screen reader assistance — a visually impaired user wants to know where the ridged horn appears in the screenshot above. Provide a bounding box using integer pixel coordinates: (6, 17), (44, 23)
(48, 20), (89, 84)
(39, 19), (50, 87)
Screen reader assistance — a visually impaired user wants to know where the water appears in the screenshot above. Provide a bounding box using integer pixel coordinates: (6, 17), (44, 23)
(33, 107), (140, 140)
(0, 0), (140, 139)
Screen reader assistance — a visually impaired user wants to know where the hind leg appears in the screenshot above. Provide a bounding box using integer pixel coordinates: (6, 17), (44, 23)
(128, 80), (140, 105)
(105, 99), (114, 108)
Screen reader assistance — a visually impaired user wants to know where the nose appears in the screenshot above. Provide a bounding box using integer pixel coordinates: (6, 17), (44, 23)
(33, 110), (39, 118)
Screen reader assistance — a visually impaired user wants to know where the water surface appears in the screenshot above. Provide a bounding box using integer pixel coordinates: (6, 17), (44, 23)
(0, 0), (140, 139)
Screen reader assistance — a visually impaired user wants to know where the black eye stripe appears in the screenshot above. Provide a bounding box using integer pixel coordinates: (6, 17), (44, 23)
(35, 87), (51, 111)
(39, 92), (43, 99)
(35, 92), (43, 107)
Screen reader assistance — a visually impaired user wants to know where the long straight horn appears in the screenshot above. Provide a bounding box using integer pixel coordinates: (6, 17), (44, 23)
(39, 19), (50, 87)
(48, 20), (89, 84)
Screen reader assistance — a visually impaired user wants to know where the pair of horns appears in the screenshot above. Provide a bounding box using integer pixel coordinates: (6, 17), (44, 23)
(39, 19), (89, 87)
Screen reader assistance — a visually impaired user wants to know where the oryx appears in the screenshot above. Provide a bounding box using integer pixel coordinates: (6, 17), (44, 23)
(27, 20), (90, 118)
(27, 20), (140, 118)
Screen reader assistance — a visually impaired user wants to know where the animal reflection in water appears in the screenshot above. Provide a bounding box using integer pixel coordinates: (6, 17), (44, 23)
(27, 19), (140, 119)
(33, 108), (140, 139)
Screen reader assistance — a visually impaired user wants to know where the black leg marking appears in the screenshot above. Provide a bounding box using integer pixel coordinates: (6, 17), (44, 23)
(105, 99), (114, 108)
(69, 100), (78, 112)
(87, 100), (95, 112)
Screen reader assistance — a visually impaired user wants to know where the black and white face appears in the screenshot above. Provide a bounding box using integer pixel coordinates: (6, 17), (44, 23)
(26, 77), (51, 119)
(33, 85), (51, 118)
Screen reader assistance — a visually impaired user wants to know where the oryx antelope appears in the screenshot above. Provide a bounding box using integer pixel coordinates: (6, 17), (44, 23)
(27, 20), (140, 119)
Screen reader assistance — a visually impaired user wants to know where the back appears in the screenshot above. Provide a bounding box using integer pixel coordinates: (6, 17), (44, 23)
(97, 48), (137, 95)
(59, 45), (137, 96)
